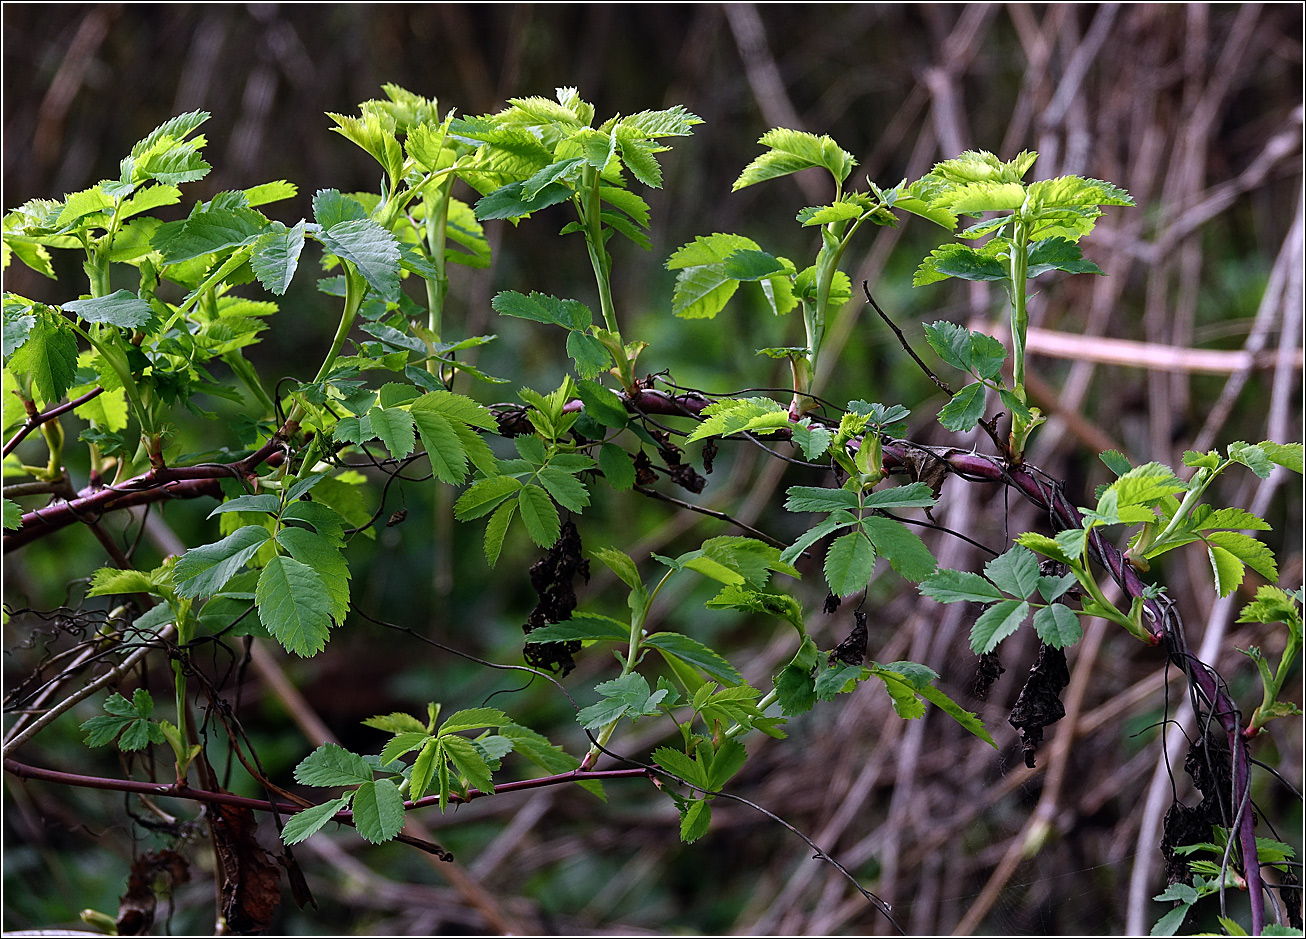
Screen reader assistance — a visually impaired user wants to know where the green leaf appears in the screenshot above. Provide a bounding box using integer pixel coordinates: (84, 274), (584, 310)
(911, 678), (997, 747)
(645, 632), (742, 685)
(86, 565), (170, 599)
(281, 797), (351, 845)
(251, 221), (305, 295)
(872, 668), (926, 719)
(861, 516), (938, 582)
(256, 555), (335, 656)
(678, 798), (712, 843)
(652, 746), (707, 788)
(517, 483), (560, 547)
(575, 380), (627, 429)
(318, 218), (401, 303)
(208, 494), (281, 516)
(379, 731), (432, 765)
(984, 546), (1041, 599)
(1260, 440), (1303, 474)
(566, 331), (612, 379)
(274, 527), (350, 622)
(665, 233), (762, 319)
(686, 396), (787, 442)
(914, 241), (1009, 287)
(362, 711), (427, 734)
(536, 466), (590, 513)
(937, 381), (986, 432)
(1033, 604), (1082, 648)
(779, 510), (859, 566)
(482, 500), (517, 566)
(577, 673), (667, 731)
(410, 408), (467, 484)
(63, 290), (154, 329)
(815, 662), (868, 700)
(3, 498), (21, 531)
(1110, 462), (1187, 506)
(969, 599), (1030, 654)
(1027, 237), (1103, 277)
(920, 569), (1006, 604)
(774, 663), (817, 717)
(294, 742), (374, 787)
(474, 179), (573, 220)
(862, 482), (938, 511)
(598, 443), (636, 491)
(365, 405), (416, 460)
(733, 128), (856, 189)
(824, 531), (877, 597)
(440, 734), (495, 794)
(351, 778), (406, 844)
(789, 421), (832, 460)
(491, 290), (592, 330)
(784, 485), (858, 514)
(525, 613), (628, 643)
(174, 526), (272, 598)
(7, 312), (79, 403)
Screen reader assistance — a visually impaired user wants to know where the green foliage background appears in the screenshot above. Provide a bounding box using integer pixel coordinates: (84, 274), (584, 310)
(3, 5), (1302, 935)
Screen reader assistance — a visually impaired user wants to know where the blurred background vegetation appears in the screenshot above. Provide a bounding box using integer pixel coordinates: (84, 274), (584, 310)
(3, 4), (1302, 935)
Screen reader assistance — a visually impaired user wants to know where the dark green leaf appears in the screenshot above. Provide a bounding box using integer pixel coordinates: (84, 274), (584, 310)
(63, 290), (154, 329)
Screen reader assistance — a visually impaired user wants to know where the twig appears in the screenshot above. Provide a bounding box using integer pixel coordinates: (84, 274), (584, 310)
(2, 386), (105, 458)
(862, 282), (952, 395)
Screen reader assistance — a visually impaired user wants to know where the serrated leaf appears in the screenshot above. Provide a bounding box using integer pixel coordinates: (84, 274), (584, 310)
(779, 510), (859, 566)
(7, 313), (78, 403)
(491, 290), (591, 330)
(362, 711), (428, 734)
(574, 379), (627, 429)
(686, 396), (787, 442)
(282, 797), (351, 845)
(482, 499), (517, 566)
(351, 778), (406, 844)
(517, 484), (560, 547)
(251, 221), (305, 295)
(318, 218), (401, 303)
(914, 241), (1009, 287)
(1033, 604), (1082, 648)
(525, 613), (629, 643)
(920, 568), (1006, 604)
(937, 381), (986, 432)
(256, 555), (334, 656)
(679, 798), (712, 843)
(984, 546), (1041, 599)
(969, 598), (1030, 654)
(294, 742), (374, 787)
(174, 526), (272, 598)
(380, 731), (433, 765)
(62, 290), (154, 328)
(597, 443), (636, 491)
(652, 746), (706, 788)
(474, 179), (573, 220)
(365, 405), (415, 459)
(912, 680), (996, 747)
(1206, 531), (1277, 582)
(862, 482), (937, 510)
(824, 531), (877, 597)
(784, 485), (858, 514)
(410, 408), (467, 484)
(734, 128), (856, 189)
(274, 527), (350, 622)
(645, 632), (741, 685)
(861, 516), (937, 582)
(566, 330), (611, 379)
